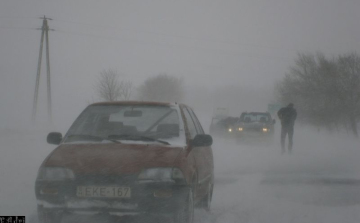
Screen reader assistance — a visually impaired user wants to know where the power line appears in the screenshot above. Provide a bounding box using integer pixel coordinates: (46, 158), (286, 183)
(0, 16), (39, 20)
(51, 17), (299, 53)
(0, 24), (290, 63)
(1, 15), (296, 61)
(0, 26), (34, 30)
(55, 28), (291, 62)
(1, 15), (294, 65)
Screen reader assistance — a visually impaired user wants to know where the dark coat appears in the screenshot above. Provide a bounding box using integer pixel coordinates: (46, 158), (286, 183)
(278, 106), (297, 127)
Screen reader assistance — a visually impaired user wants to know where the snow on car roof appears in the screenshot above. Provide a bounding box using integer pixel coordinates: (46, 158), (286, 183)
(91, 101), (177, 106)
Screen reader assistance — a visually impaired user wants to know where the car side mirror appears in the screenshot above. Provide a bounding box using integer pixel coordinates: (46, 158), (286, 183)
(191, 134), (213, 147)
(47, 132), (62, 145)
(272, 119), (276, 124)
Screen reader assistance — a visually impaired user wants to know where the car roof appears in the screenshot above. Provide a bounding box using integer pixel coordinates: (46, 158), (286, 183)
(90, 101), (179, 107)
(242, 112), (270, 115)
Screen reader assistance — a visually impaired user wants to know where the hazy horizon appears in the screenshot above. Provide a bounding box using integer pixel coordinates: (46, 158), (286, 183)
(1, 1), (360, 223)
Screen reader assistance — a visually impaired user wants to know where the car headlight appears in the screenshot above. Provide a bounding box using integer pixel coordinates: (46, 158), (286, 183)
(262, 128), (268, 132)
(37, 167), (75, 180)
(138, 168), (184, 182)
(228, 128), (232, 132)
(238, 127), (243, 131)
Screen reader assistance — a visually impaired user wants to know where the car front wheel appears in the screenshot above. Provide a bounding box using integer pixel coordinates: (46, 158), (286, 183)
(201, 183), (213, 211)
(37, 205), (62, 223)
(174, 189), (194, 223)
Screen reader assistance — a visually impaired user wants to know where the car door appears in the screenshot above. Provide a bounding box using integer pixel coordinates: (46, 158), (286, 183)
(181, 106), (202, 199)
(185, 107), (214, 199)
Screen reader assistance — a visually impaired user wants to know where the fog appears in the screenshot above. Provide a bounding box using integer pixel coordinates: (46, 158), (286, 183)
(1, 121), (360, 223)
(1, 0), (360, 222)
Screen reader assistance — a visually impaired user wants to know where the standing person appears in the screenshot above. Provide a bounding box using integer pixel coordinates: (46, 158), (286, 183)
(277, 103), (297, 154)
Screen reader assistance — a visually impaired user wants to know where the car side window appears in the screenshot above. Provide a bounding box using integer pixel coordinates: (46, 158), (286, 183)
(187, 108), (204, 134)
(183, 107), (198, 139)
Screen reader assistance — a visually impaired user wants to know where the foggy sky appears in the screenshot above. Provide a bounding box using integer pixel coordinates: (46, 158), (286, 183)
(1, 0), (360, 129)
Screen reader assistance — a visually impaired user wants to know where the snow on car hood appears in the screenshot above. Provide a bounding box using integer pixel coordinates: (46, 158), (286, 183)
(239, 121), (269, 127)
(44, 143), (184, 175)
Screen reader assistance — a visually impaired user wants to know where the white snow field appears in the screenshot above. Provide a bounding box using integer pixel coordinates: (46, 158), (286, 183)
(1, 125), (360, 223)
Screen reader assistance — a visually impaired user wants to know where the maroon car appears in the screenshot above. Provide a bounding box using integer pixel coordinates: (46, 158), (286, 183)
(35, 101), (214, 223)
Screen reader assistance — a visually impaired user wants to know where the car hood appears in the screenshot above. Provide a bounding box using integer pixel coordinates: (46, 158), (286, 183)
(240, 122), (270, 127)
(44, 143), (184, 175)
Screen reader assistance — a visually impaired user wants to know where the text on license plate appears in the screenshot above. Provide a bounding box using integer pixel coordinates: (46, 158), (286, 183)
(77, 186), (131, 198)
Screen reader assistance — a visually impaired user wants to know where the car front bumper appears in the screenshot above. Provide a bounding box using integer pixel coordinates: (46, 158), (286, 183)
(236, 131), (273, 139)
(36, 180), (190, 216)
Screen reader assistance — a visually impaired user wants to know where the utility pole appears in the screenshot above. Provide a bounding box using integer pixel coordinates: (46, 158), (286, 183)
(32, 16), (54, 122)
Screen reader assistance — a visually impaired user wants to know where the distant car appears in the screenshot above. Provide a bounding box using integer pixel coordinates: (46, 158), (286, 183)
(234, 112), (275, 142)
(209, 116), (239, 136)
(35, 101), (214, 223)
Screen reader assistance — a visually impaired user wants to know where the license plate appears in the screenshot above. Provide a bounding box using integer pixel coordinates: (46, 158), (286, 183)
(76, 186), (131, 198)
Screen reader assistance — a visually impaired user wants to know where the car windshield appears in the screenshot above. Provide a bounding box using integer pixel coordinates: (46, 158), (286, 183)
(63, 104), (185, 145)
(241, 113), (270, 122)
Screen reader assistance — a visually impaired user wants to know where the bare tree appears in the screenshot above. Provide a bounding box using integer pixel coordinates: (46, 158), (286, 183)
(120, 80), (134, 101)
(95, 69), (133, 101)
(337, 53), (360, 137)
(138, 74), (184, 102)
(276, 52), (360, 137)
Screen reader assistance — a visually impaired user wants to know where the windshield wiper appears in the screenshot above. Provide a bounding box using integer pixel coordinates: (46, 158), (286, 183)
(109, 134), (170, 145)
(66, 134), (121, 144)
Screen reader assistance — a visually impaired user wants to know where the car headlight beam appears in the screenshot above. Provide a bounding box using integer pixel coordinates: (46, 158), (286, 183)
(262, 128), (268, 132)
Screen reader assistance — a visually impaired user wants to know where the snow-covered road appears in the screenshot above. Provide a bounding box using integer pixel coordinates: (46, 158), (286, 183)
(1, 126), (360, 223)
(197, 138), (360, 223)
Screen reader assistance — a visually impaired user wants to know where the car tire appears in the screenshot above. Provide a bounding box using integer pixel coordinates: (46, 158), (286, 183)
(201, 183), (213, 212)
(37, 205), (62, 223)
(174, 188), (194, 223)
